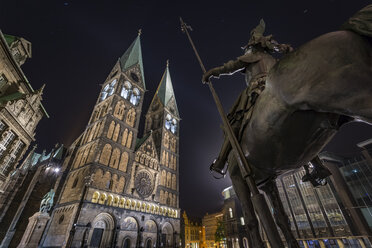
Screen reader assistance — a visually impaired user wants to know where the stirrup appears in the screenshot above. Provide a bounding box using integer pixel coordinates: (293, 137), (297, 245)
(210, 159), (227, 179)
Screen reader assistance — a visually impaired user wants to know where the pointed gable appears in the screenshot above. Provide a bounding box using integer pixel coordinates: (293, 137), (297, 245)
(119, 33), (145, 89)
(152, 62), (179, 117)
(135, 132), (159, 162)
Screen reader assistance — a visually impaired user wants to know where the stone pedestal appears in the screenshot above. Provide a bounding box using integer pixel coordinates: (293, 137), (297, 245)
(17, 212), (50, 248)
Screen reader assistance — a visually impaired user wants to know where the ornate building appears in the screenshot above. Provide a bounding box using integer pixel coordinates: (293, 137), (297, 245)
(221, 187), (247, 248)
(0, 30), (48, 213)
(202, 212), (224, 248)
(40, 33), (180, 248)
(181, 211), (204, 248)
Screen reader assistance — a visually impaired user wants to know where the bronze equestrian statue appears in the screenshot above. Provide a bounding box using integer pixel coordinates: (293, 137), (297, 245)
(203, 5), (372, 248)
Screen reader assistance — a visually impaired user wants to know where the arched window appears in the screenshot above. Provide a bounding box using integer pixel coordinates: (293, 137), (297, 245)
(126, 108), (136, 127)
(161, 170), (166, 186)
(119, 152), (129, 172)
(99, 144), (112, 166)
(113, 123), (120, 142)
(165, 114), (171, 130)
(163, 132), (169, 148)
(121, 128), (128, 146)
(160, 190), (164, 204)
(114, 101), (125, 120)
(121, 81), (132, 99)
(109, 148), (120, 169)
(107, 121), (115, 139)
(130, 88), (141, 105)
(100, 79), (117, 101)
(87, 143), (97, 164)
(108, 79), (117, 95)
(172, 174), (176, 190)
(100, 84), (109, 101)
(166, 172), (171, 188)
(229, 208), (233, 218)
(126, 131), (133, 148)
(171, 118), (177, 134)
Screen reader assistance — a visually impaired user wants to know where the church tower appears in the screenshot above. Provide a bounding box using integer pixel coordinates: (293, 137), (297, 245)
(41, 33), (180, 248)
(145, 61), (180, 209)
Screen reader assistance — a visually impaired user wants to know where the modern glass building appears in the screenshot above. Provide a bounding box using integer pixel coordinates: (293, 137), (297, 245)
(270, 139), (372, 248)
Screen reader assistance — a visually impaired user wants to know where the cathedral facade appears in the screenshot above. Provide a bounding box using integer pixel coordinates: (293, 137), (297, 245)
(40, 33), (180, 248)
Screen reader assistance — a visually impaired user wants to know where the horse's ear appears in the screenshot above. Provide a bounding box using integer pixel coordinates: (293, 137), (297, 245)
(260, 19), (265, 28)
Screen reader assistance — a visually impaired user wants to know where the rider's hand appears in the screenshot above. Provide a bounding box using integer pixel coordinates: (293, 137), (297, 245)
(202, 68), (220, 84)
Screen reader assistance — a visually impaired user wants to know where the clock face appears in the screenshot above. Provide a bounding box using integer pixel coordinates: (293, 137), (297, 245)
(134, 171), (154, 198)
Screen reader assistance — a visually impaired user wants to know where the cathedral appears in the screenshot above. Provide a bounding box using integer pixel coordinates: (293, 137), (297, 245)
(39, 32), (181, 248)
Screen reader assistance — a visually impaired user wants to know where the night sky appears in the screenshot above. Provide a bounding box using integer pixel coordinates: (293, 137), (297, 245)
(1, 0), (372, 218)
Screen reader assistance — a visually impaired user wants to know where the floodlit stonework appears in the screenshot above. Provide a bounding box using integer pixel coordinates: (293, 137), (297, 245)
(0, 30), (48, 191)
(39, 33), (181, 248)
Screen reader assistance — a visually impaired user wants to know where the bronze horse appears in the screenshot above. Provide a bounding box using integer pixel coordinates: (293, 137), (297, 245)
(211, 6), (372, 248)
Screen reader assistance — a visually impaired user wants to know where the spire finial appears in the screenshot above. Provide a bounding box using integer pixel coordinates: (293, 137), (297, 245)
(138, 29), (142, 36)
(166, 59), (169, 67)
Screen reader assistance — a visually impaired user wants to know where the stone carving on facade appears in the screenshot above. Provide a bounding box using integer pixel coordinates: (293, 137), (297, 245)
(135, 170), (154, 198)
(121, 217), (138, 231)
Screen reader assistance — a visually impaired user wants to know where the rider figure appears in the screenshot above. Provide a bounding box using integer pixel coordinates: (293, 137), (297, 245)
(202, 19), (331, 187)
(202, 19), (292, 174)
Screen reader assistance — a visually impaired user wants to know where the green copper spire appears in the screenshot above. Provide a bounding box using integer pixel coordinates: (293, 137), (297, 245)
(119, 30), (145, 89)
(154, 60), (179, 116)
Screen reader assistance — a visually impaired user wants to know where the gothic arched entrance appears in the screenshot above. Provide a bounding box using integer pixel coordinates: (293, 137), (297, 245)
(120, 217), (138, 247)
(88, 213), (115, 248)
(145, 239), (152, 248)
(161, 222), (173, 248)
(122, 238), (130, 248)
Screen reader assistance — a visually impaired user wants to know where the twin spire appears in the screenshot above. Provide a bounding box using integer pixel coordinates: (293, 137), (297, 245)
(119, 30), (145, 88)
(120, 31), (178, 116)
(155, 60), (178, 114)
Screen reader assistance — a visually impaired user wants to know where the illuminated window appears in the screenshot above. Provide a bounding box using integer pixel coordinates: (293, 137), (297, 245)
(171, 118), (177, 134)
(229, 208), (233, 218)
(0, 121), (5, 134)
(121, 81), (132, 99)
(165, 114), (171, 130)
(240, 217), (245, 225)
(130, 88), (141, 105)
(100, 79), (117, 101)
(0, 130), (15, 158)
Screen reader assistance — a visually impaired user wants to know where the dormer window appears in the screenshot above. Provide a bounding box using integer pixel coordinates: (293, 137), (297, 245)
(121, 81), (132, 99)
(130, 88), (141, 106)
(100, 79), (117, 101)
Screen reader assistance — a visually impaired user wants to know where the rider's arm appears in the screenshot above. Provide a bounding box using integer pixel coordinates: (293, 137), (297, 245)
(203, 53), (261, 83)
(202, 59), (246, 83)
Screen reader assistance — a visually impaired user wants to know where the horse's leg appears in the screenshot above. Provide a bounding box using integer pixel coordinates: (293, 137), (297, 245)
(261, 180), (300, 248)
(228, 157), (265, 248)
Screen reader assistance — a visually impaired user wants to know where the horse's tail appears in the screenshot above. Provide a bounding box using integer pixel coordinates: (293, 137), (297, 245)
(341, 4), (372, 38)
